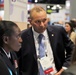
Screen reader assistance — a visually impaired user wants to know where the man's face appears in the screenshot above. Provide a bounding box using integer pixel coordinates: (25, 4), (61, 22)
(30, 11), (48, 33)
(7, 27), (22, 52)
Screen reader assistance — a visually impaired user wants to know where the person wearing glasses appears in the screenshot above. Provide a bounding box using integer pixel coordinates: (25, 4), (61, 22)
(18, 6), (74, 75)
(0, 20), (22, 75)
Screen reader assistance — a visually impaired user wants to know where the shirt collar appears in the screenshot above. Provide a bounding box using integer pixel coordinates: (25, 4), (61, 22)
(1, 47), (11, 58)
(32, 27), (48, 40)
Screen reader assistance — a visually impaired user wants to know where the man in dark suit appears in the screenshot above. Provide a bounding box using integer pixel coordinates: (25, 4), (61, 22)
(18, 6), (74, 75)
(0, 20), (22, 75)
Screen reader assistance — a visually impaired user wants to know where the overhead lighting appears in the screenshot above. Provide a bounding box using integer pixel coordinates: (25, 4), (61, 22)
(56, 4), (62, 9)
(35, 0), (38, 3)
(51, 4), (62, 10)
(51, 5), (57, 10)
(65, 0), (70, 9)
(47, 5), (50, 9)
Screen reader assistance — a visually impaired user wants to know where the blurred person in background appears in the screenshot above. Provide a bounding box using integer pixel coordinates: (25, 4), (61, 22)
(58, 20), (65, 27)
(0, 20), (22, 75)
(65, 22), (76, 45)
(0, 16), (2, 20)
(47, 18), (51, 25)
(27, 23), (32, 28)
(70, 19), (76, 32)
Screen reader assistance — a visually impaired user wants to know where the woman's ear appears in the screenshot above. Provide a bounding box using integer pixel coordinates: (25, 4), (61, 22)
(3, 36), (9, 44)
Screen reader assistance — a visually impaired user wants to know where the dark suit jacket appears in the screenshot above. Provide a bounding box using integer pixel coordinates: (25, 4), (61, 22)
(18, 25), (74, 75)
(61, 64), (76, 75)
(0, 48), (19, 75)
(0, 55), (10, 75)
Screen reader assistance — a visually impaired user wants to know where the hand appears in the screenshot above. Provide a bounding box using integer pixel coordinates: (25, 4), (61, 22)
(54, 68), (64, 75)
(54, 72), (61, 75)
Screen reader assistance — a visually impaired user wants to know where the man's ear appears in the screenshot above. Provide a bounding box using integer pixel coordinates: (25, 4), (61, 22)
(47, 18), (50, 22)
(3, 36), (9, 44)
(29, 19), (32, 24)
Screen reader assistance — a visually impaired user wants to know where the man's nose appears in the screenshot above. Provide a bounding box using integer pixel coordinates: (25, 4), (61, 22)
(40, 21), (44, 26)
(19, 37), (22, 43)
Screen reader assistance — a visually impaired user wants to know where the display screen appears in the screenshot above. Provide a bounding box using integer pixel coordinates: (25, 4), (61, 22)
(28, 0), (66, 4)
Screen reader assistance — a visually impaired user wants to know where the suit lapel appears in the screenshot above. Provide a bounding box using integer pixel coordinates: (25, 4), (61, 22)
(47, 26), (57, 52)
(0, 49), (16, 74)
(27, 28), (38, 61)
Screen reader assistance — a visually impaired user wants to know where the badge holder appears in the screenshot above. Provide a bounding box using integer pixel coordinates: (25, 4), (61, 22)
(39, 56), (53, 74)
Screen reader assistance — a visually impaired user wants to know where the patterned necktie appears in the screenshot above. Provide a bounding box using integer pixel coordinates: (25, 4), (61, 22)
(38, 34), (45, 58)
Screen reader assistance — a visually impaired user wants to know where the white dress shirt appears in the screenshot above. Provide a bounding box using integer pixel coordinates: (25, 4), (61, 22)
(32, 27), (57, 75)
(1, 48), (11, 59)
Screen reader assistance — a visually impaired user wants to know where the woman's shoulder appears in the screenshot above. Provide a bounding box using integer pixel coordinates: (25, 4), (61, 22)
(70, 32), (76, 37)
(71, 32), (76, 35)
